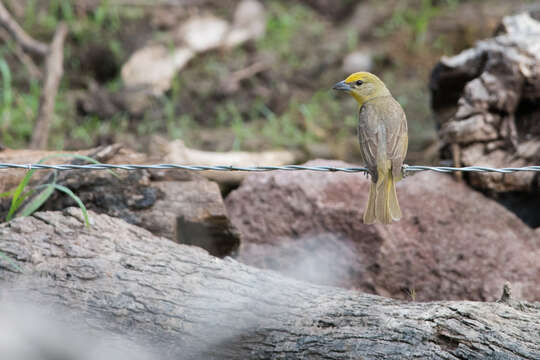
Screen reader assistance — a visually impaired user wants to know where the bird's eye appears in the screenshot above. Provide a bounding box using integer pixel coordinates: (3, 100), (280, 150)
(356, 80), (363, 86)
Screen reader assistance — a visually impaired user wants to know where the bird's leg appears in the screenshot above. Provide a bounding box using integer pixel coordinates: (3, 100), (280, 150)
(368, 167), (378, 183)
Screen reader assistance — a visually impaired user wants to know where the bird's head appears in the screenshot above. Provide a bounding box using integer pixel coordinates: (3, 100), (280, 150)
(333, 72), (391, 106)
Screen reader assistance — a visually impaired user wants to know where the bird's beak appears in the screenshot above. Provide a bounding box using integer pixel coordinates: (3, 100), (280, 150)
(332, 80), (351, 92)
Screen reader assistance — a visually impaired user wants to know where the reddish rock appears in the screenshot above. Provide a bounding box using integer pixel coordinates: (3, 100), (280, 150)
(226, 160), (540, 301)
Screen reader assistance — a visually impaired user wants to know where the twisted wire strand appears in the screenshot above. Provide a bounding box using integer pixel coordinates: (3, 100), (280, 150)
(0, 163), (539, 173)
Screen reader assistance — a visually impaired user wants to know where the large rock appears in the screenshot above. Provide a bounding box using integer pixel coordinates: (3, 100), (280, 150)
(0, 145), (239, 257)
(430, 12), (540, 226)
(39, 169), (239, 257)
(226, 160), (540, 301)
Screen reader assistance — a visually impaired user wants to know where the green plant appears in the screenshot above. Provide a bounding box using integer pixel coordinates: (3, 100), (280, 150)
(0, 57), (39, 148)
(0, 57), (13, 130)
(0, 154), (103, 226)
(375, 0), (460, 47)
(257, 2), (324, 68)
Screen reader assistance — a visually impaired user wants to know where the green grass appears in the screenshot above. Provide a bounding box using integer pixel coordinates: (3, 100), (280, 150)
(257, 1), (325, 69)
(0, 154), (112, 227)
(0, 0), (442, 159)
(0, 0), (144, 149)
(1, 155), (91, 226)
(375, 0), (460, 48)
(0, 55), (41, 148)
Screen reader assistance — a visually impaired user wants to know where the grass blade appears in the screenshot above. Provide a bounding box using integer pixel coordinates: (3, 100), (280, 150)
(53, 184), (90, 227)
(0, 190), (15, 198)
(18, 183), (55, 218)
(6, 168), (36, 221)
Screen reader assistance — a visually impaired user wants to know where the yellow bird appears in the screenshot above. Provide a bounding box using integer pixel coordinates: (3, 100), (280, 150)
(333, 72), (408, 224)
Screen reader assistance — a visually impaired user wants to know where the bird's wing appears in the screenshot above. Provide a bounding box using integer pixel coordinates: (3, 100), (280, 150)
(387, 107), (408, 161)
(359, 97), (408, 180)
(381, 97), (408, 179)
(358, 104), (380, 174)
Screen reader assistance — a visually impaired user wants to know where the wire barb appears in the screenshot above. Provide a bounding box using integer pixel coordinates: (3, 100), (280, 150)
(0, 163), (540, 173)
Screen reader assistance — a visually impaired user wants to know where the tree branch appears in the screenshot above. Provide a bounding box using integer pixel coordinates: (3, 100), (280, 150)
(0, 1), (48, 56)
(30, 23), (68, 149)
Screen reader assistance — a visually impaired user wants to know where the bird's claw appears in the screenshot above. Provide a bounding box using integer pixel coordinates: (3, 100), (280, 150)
(401, 164), (409, 178)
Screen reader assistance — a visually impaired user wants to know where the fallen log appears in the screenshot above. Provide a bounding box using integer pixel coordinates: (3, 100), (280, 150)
(1, 209), (539, 359)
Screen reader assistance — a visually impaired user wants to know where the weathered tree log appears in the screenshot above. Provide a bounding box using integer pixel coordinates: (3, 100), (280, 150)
(0, 209), (539, 359)
(430, 12), (540, 227)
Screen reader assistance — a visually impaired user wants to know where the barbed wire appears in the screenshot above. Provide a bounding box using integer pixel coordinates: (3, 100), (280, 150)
(0, 163), (540, 173)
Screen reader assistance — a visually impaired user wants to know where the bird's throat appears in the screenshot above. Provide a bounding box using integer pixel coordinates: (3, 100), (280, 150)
(349, 88), (391, 107)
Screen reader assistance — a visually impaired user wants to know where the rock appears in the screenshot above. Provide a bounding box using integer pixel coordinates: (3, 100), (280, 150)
(430, 12), (540, 227)
(121, 45), (194, 95)
(223, 0), (266, 48)
(38, 169), (239, 257)
(0, 145), (239, 257)
(0, 144), (144, 194)
(226, 160), (540, 301)
(342, 50), (373, 74)
(176, 16), (229, 53)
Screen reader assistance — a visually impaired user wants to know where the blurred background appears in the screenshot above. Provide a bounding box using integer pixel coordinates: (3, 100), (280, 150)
(0, 0), (534, 165)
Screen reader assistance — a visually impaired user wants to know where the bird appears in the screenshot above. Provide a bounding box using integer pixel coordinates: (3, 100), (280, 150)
(333, 72), (408, 224)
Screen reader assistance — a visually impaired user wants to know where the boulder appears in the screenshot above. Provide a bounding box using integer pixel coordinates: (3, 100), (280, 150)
(38, 169), (239, 257)
(430, 12), (540, 226)
(0, 145), (240, 257)
(226, 160), (540, 301)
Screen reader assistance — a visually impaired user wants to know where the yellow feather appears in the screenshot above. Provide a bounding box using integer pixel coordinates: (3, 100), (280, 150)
(363, 169), (401, 225)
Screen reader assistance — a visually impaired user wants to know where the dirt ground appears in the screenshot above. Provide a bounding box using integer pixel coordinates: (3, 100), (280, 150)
(0, 0), (533, 164)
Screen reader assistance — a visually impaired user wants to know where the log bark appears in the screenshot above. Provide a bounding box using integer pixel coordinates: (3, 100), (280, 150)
(1, 209), (539, 359)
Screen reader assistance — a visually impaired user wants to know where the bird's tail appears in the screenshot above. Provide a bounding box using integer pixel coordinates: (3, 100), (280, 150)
(364, 164), (402, 224)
